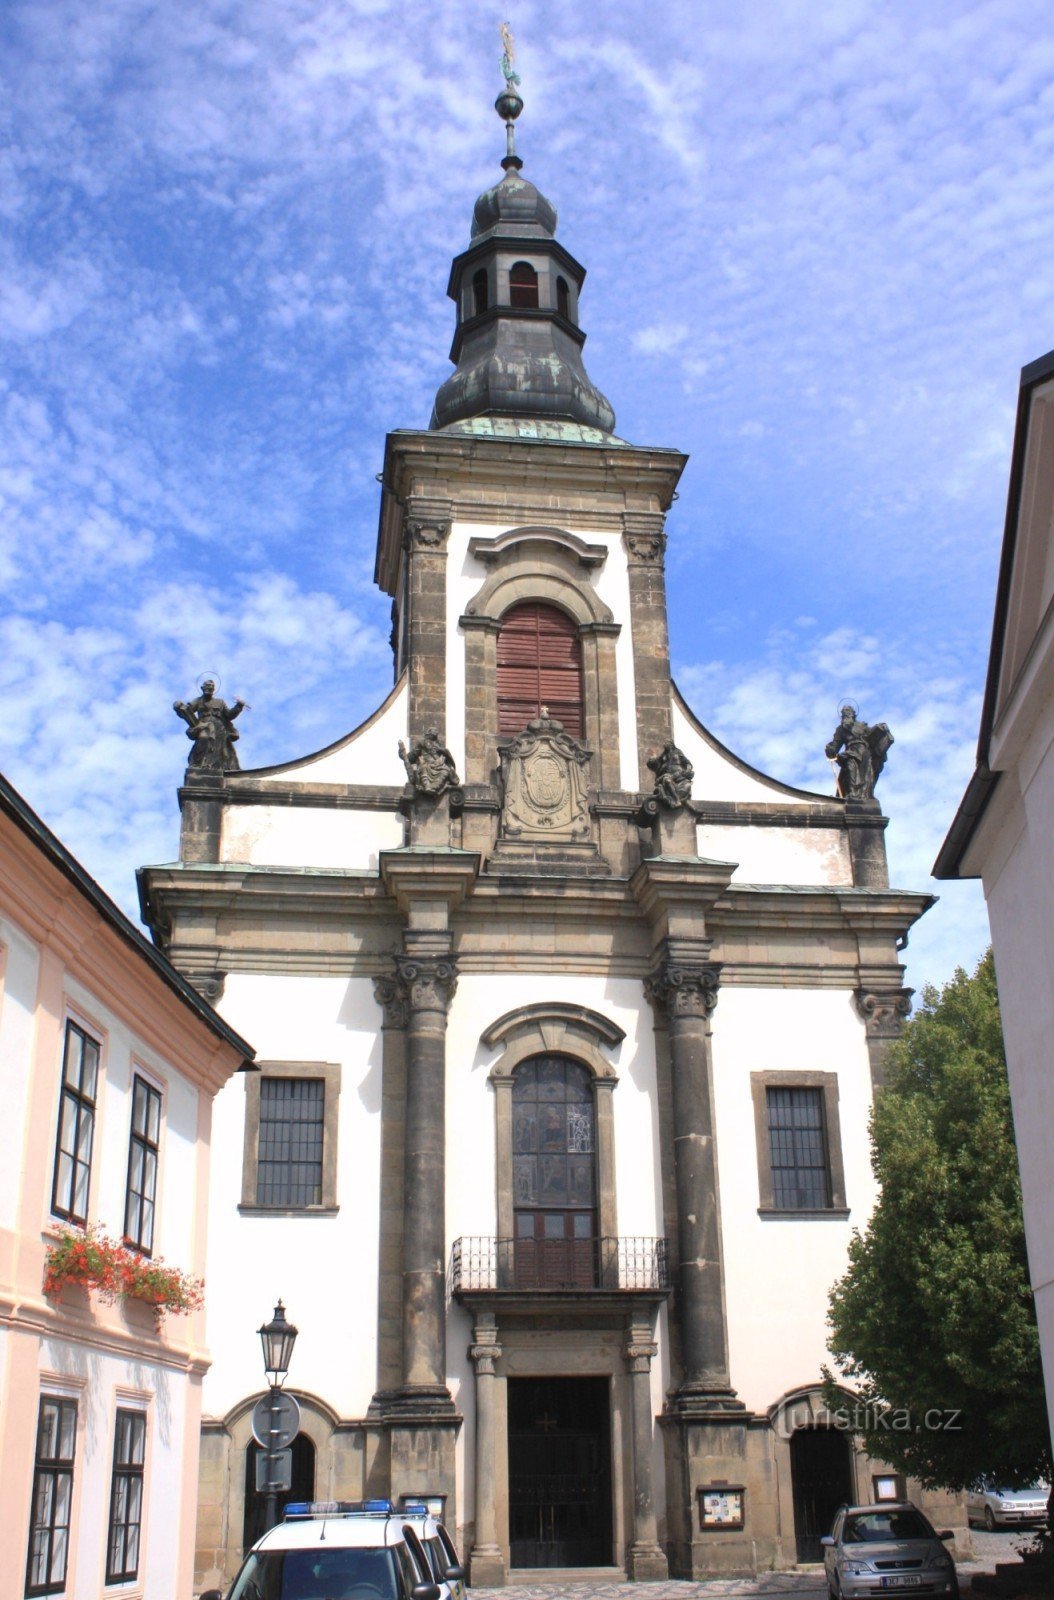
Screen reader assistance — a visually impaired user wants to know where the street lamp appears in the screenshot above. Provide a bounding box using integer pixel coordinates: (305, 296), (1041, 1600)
(258, 1300), (298, 1533)
(258, 1299), (298, 1387)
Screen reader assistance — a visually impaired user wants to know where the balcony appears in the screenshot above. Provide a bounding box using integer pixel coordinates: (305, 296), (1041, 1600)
(451, 1235), (669, 1296)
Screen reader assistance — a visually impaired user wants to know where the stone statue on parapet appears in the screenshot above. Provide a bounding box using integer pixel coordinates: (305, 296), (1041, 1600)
(399, 728), (461, 796)
(173, 679), (246, 772)
(646, 742), (694, 810)
(825, 704), (893, 801)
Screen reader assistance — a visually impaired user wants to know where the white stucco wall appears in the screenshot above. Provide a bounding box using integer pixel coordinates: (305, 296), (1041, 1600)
(695, 823), (852, 886)
(221, 803), (404, 869)
(205, 972), (384, 1419)
(0, 915), (40, 1232)
(250, 676), (408, 788)
(62, 973), (203, 1271)
(973, 710), (1054, 1446)
(711, 985), (877, 1413)
(39, 1336), (187, 1598)
(672, 697), (834, 806)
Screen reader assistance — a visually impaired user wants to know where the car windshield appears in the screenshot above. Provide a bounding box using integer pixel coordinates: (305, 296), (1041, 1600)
(229, 1545), (401, 1600)
(844, 1511), (933, 1543)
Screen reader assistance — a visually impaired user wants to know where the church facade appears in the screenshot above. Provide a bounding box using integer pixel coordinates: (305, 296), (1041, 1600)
(139, 89), (947, 1591)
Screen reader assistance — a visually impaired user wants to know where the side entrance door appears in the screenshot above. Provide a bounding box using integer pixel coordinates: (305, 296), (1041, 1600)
(508, 1376), (612, 1568)
(790, 1427), (854, 1562)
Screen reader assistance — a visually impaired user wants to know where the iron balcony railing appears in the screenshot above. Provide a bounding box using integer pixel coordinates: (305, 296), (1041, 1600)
(451, 1235), (669, 1294)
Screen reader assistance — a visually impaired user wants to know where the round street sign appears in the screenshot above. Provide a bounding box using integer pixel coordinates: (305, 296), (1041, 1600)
(251, 1391), (301, 1451)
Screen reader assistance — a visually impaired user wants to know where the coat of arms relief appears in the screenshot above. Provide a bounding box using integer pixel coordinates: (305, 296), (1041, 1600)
(498, 709), (592, 840)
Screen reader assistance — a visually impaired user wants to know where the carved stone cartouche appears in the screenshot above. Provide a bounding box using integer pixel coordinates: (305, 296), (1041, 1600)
(497, 709), (592, 840)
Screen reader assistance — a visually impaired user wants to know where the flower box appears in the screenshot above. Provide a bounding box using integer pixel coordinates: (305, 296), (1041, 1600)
(43, 1225), (204, 1329)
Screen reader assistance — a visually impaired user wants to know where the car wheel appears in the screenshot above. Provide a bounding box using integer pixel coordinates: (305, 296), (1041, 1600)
(984, 1506), (997, 1531)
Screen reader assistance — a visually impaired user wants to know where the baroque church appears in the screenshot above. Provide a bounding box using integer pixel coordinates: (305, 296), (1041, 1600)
(139, 77), (946, 1593)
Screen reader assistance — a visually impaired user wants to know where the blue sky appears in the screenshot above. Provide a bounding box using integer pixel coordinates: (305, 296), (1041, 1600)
(2, 0), (1049, 995)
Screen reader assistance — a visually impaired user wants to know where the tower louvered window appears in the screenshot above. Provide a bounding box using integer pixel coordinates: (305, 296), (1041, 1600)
(497, 602), (583, 737)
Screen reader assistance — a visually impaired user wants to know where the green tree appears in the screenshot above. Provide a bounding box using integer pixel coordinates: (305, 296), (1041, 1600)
(826, 950), (1050, 1489)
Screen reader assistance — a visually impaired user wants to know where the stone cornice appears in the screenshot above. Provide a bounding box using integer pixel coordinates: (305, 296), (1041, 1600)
(375, 429), (688, 596)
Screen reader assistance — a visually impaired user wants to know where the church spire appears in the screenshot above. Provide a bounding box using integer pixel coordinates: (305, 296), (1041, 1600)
(429, 35), (617, 440)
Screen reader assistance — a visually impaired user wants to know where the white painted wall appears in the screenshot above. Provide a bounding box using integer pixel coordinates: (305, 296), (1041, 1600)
(711, 985), (878, 1413)
(62, 973), (202, 1270)
(0, 915), (39, 1231)
(695, 823), (852, 886)
(672, 697), (835, 806)
(221, 803), (404, 869)
(250, 677), (408, 787)
(205, 972), (384, 1419)
(38, 1336), (186, 1599)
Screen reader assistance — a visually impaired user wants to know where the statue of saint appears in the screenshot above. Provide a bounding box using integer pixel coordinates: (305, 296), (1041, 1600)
(399, 728), (460, 796)
(173, 680), (246, 772)
(646, 742), (694, 809)
(825, 704), (893, 801)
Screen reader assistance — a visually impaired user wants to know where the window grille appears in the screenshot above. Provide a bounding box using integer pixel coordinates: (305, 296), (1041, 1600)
(766, 1085), (831, 1209)
(25, 1397), (77, 1597)
(51, 1022), (99, 1224)
(106, 1410), (146, 1584)
(256, 1078), (324, 1207)
(124, 1076), (161, 1253)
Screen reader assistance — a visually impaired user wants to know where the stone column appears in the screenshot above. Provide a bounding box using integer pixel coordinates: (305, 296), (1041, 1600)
(645, 960), (739, 1409)
(624, 1324), (668, 1579)
(468, 1317), (506, 1586)
(395, 953), (458, 1411)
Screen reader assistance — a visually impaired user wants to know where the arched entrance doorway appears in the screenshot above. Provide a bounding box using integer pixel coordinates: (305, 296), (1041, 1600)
(242, 1433), (315, 1552)
(790, 1427), (854, 1562)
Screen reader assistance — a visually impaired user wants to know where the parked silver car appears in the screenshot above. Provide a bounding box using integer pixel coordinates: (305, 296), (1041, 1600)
(821, 1502), (958, 1600)
(965, 1481), (1049, 1530)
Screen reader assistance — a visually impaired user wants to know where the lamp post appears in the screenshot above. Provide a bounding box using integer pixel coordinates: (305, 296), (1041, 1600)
(258, 1299), (298, 1533)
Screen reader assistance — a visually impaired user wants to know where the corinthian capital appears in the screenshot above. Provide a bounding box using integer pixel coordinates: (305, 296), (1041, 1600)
(395, 954), (458, 1014)
(372, 974), (409, 1030)
(645, 962), (721, 1019)
(854, 987), (913, 1039)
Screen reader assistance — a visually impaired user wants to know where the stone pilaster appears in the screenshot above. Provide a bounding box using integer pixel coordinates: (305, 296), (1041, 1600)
(624, 1323), (668, 1579)
(622, 511), (673, 790)
(404, 496), (453, 743)
(178, 770), (224, 863)
(372, 975), (409, 1397)
(845, 798), (890, 887)
(645, 960), (740, 1412)
(468, 1316), (506, 1587)
(854, 984), (913, 1089)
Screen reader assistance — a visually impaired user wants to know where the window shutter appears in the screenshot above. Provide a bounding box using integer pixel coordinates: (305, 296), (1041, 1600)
(497, 603), (584, 737)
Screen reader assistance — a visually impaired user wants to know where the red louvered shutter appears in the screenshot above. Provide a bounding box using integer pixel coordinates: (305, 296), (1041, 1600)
(497, 603), (584, 737)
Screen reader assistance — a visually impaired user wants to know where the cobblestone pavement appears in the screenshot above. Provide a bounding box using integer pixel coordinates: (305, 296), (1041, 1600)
(468, 1531), (1040, 1600)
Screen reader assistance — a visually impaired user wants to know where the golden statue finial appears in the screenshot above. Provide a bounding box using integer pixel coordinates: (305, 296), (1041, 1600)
(500, 22), (521, 87)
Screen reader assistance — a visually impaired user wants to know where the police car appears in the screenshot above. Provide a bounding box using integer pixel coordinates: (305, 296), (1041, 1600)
(199, 1500), (446, 1600)
(395, 1502), (466, 1600)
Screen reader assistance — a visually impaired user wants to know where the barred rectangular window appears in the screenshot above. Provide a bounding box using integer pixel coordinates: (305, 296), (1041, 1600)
(106, 1409), (146, 1584)
(766, 1085), (831, 1209)
(25, 1397), (77, 1597)
(257, 1078), (324, 1207)
(51, 1021), (99, 1224)
(124, 1076), (161, 1254)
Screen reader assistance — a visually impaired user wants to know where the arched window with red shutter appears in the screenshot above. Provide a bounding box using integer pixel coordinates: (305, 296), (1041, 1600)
(497, 602), (584, 737)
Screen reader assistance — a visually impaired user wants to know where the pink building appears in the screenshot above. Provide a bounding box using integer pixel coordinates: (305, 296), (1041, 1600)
(0, 772), (252, 1599)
